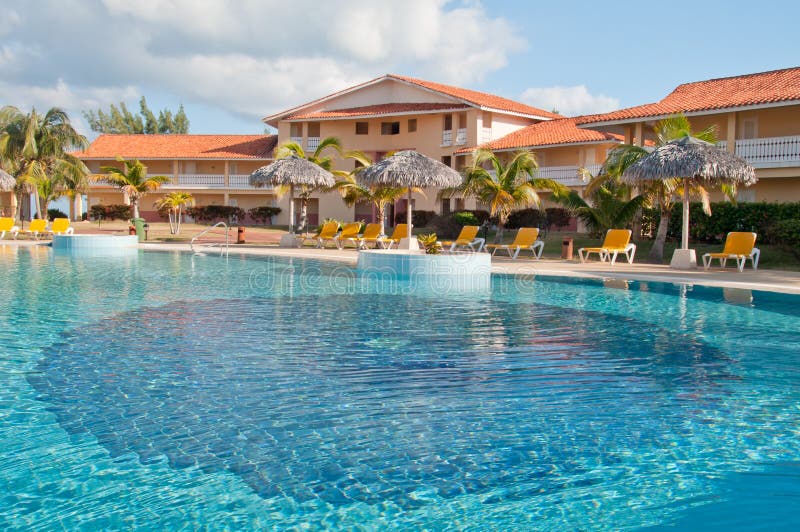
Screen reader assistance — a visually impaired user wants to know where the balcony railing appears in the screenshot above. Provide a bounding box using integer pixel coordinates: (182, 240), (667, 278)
(455, 128), (467, 145)
(441, 130), (452, 146)
(307, 136), (321, 151)
(717, 135), (800, 168)
(169, 174), (225, 188)
(290, 136), (303, 146)
(229, 174), (271, 190)
(480, 127), (492, 144)
(536, 164), (601, 186)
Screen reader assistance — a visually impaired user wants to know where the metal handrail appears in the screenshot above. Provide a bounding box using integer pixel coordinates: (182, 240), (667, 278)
(190, 221), (229, 256)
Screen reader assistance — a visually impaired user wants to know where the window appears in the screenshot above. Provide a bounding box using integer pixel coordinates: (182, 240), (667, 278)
(229, 162), (238, 174)
(441, 156), (452, 167)
(408, 118), (417, 132)
(307, 122), (321, 137)
(443, 115), (453, 130)
(740, 118), (758, 139)
(355, 122), (369, 135)
(454, 198), (465, 211)
(290, 123), (303, 137)
(441, 198), (451, 215)
(179, 161), (196, 174)
(458, 112), (467, 129)
(381, 121), (400, 135)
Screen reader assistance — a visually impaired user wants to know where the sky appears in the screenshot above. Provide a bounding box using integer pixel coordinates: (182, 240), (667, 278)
(2, 0), (799, 139)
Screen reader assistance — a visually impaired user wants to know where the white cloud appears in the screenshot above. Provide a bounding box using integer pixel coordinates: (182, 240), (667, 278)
(520, 85), (620, 117)
(0, 1), (528, 130)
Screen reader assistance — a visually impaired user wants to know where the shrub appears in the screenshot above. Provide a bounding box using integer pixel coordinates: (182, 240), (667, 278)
(47, 208), (68, 221)
(545, 208), (571, 229)
(89, 204), (132, 220)
(187, 205), (246, 224)
(427, 214), (463, 239)
(452, 211), (480, 227)
(468, 209), (492, 224)
(248, 206), (282, 225)
(767, 218), (800, 258)
(507, 208), (546, 229)
(395, 209), (436, 227)
(645, 202), (800, 244)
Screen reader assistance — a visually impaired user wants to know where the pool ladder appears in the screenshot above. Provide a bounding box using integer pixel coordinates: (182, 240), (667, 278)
(190, 222), (230, 257)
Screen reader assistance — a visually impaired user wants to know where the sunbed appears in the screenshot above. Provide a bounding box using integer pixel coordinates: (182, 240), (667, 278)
(48, 217), (74, 236)
(439, 225), (484, 252)
(305, 221), (340, 248)
(485, 227), (544, 259)
(702, 232), (760, 272)
(377, 224), (408, 249)
(333, 222), (362, 249)
(16, 219), (48, 240)
(578, 229), (636, 265)
(0, 217), (19, 239)
(354, 223), (382, 249)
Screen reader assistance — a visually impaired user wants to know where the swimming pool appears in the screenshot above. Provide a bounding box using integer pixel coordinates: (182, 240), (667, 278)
(1, 246), (799, 529)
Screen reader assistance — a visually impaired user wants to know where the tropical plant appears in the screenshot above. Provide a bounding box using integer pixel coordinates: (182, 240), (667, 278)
(0, 106), (88, 220)
(247, 206), (282, 225)
(97, 157), (170, 218)
(274, 136), (349, 232)
(590, 113), (721, 262)
(83, 97), (190, 134)
(154, 191), (194, 234)
(557, 184), (646, 237)
(447, 148), (568, 242)
(330, 151), (424, 236)
(417, 233), (440, 254)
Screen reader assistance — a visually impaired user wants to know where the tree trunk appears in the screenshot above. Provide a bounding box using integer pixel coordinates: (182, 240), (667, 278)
(299, 197), (308, 233)
(376, 201), (386, 236)
(75, 194), (83, 221)
(132, 200), (140, 219)
(175, 206), (182, 235)
(11, 192), (18, 221)
(647, 203), (672, 263)
(494, 220), (505, 243)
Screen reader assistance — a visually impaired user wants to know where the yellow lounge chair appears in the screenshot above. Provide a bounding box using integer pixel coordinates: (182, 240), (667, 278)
(16, 219), (48, 240)
(306, 221), (341, 248)
(377, 224), (408, 249)
(578, 229), (636, 265)
(485, 227), (544, 259)
(0, 217), (19, 239)
(333, 222), (362, 249)
(48, 217), (74, 236)
(702, 232), (760, 272)
(355, 223), (382, 249)
(439, 225), (485, 252)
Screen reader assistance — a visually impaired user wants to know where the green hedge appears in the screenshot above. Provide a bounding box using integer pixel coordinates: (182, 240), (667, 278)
(248, 206), (282, 225)
(187, 205), (246, 223)
(89, 204), (132, 220)
(644, 202), (800, 244)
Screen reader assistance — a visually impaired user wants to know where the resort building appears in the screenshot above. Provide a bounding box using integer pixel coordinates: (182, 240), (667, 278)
(77, 66), (800, 226)
(576, 66), (800, 202)
(77, 134), (277, 222)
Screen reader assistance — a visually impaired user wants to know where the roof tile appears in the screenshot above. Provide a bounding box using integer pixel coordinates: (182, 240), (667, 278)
(75, 134), (277, 159)
(456, 118), (622, 153)
(579, 66), (800, 125)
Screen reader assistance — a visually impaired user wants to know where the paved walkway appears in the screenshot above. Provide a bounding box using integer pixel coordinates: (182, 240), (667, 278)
(5, 239), (800, 295)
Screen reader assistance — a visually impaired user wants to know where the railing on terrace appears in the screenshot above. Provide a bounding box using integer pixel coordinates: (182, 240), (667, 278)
(455, 128), (467, 145)
(717, 135), (800, 168)
(229, 174), (271, 190)
(307, 136), (321, 151)
(441, 130), (452, 146)
(169, 174), (225, 188)
(536, 164), (601, 186)
(290, 136), (303, 146)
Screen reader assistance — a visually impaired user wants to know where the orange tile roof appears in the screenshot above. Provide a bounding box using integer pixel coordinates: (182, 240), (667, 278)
(75, 134), (277, 159)
(287, 102), (471, 120)
(579, 66), (800, 125)
(391, 74), (563, 119)
(455, 118), (622, 153)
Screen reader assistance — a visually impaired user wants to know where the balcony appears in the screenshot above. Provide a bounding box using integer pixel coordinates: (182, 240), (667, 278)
(168, 174), (225, 188)
(441, 130), (452, 146)
(307, 136), (320, 151)
(290, 136), (303, 146)
(480, 127), (492, 144)
(229, 174), (271, 190)
(717, 135), (800, 168)
(455, 128), (467, 146)
(536, 164), (601, 186)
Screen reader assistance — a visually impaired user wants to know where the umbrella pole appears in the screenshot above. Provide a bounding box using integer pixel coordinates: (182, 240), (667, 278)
(407, 188), (413, 236)
(682, 177), (689, 250)
(289, 184), (295, 234)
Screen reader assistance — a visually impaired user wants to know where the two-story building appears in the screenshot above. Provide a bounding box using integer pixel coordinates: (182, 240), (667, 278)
(576, 67), (800, 202)
(77, 134), (277, 221)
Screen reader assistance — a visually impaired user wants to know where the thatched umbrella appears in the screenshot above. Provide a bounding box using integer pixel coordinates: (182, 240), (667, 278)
(250, 155), (335, 233)
(0, 169), (15, 192)
(622, 136), (755, 266)
(358, 151), (463, 250)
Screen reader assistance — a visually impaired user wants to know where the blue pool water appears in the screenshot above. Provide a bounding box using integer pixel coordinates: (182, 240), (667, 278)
(1, 246), (799, 530)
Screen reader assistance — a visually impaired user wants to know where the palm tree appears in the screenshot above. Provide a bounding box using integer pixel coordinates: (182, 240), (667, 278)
(154, 191), (194, 234)
(593, 114), (719, 262)
(0, 106), (88, 220)
(332, 152), (420, 235)
(273, 137), (351, 232)
(97, 157), (170, 218)
(556, 183), (646, 237)
(450, 147), (568, 242)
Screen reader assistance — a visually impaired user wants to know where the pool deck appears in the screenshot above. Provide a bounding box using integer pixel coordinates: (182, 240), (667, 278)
(5, 239), (800, 295)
